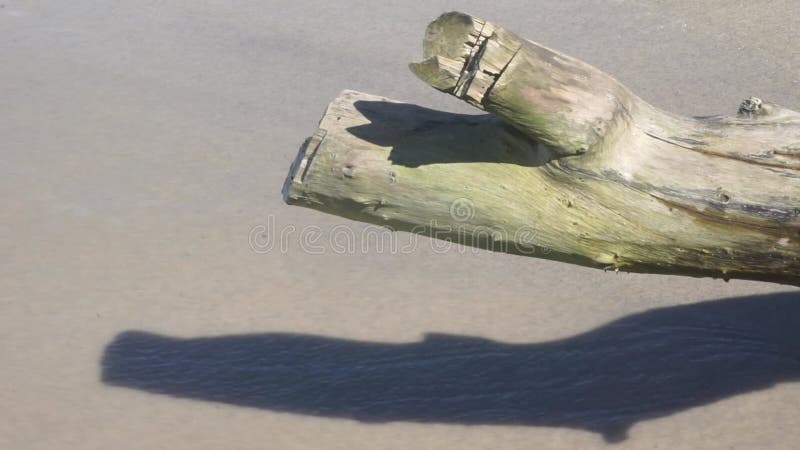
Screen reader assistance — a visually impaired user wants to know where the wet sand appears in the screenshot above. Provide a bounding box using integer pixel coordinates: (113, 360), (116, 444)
(2, 1), (799, 449)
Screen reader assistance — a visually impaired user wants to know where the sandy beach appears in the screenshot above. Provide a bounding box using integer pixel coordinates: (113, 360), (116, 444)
(2, 1), (799, 448)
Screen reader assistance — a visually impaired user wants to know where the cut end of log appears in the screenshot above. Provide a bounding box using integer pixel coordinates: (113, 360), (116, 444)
(410, 11), (634, 157)
(419, 12), (483, 62)
(409, 12), (518, 108)
(282, 128), (327, 205)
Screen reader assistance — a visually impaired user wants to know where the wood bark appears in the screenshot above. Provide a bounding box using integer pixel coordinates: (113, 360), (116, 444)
(283, 12), (800, 286)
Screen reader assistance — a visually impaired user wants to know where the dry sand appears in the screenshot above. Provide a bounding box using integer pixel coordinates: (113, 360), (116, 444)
(2, 1), (800, 449)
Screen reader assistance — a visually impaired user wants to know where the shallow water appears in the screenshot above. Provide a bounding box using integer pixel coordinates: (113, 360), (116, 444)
(3, 1), (800, 449)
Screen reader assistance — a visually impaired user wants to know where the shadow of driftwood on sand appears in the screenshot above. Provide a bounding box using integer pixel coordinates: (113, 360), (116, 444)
(346, 100), (552, 167)
(101, 291), (800, 442)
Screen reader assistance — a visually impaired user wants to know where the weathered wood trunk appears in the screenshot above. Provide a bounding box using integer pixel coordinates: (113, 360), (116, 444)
(283, 12), (800, 287)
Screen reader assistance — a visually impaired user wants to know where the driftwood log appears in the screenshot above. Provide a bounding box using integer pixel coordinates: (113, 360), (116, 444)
(283, 12), (800, 286)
